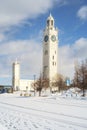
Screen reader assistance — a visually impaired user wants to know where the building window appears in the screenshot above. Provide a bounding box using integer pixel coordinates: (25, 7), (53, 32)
(55, 51), (56, 54)
(47, 20), (49, 26)
(55, 62), (56, 66)
(52, 62), (54, 66)
(45, 50), (48, 55)
(44, 66), (48, 74)
(44, 66), (48, 69)
(51, 20), (53, 26)
(52, 56), (54, 60)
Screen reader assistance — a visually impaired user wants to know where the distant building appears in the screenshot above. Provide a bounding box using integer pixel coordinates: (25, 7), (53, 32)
(0, 85), (4, 92)
(12, 61), (33, 91)
(0, 85), (12, 93)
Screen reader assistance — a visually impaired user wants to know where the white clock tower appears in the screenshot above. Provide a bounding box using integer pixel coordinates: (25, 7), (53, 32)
(43, 14), (58, 80)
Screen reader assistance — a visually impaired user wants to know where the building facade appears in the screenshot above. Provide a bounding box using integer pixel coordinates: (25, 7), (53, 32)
(43, 14), (58, 80)
(12, 61), (33, 91)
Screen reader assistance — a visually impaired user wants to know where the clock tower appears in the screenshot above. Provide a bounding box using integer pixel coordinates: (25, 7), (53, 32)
(43, 14), (58, 80)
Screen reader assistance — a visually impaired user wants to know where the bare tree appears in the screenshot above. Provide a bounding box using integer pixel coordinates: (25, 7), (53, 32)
(35, 77), (42, 96)
(43, 78), (49, 90)
(31, 82), (37, 96)
(34, 75), (49, 96)
(74, 59), (87, 96)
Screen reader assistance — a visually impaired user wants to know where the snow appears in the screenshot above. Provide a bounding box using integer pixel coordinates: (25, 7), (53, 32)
(0, 92), (87, 130)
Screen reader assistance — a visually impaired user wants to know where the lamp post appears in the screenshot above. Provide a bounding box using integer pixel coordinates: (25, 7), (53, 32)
(34, 75), (36, 96)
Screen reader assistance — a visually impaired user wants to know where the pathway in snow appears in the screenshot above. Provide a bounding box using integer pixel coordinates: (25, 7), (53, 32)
(0, 94), (87, 130)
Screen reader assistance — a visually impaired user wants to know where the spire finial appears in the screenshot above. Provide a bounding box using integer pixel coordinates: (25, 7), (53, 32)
(49, 12), (52, 18)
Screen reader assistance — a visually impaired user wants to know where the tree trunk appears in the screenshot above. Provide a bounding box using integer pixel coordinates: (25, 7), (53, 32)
(82, 85), (85, 97)
(34, 88), (36, 96)
(39, 91), (41, 96)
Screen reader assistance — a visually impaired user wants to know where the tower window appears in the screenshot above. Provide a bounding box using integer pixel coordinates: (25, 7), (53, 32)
(47, 20), (49, 26)
(45, 50), (48, 55)
(52, 56), (54, 59)
(52, 62), (54, 66)
(51, 20), (53, 26)
(43, 66), (48, 78)
(55, 51), (56, 54)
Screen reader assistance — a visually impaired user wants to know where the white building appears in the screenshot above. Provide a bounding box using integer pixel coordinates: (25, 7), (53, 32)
(12, 61), (34, 91)
(43, 14), (58, 80)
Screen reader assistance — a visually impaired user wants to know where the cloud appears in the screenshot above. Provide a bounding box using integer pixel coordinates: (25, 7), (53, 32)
(0, 39), (42, 79)
(73, 38), (87, 58)
(0, 33), (5, 42)
(59, 44), (74, 79)
(0, 0), (70, 30)
(0, 0), (57, 28)
(77, 5), (87, 20)
(59, 37), (87, 79)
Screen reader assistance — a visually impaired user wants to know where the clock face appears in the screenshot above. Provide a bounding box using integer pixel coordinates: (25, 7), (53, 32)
(44, 35), (49, 42)
(51, 35), (56, 42)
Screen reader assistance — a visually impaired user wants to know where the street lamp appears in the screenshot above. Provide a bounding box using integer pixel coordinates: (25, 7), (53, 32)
(33, 75), (36, 96)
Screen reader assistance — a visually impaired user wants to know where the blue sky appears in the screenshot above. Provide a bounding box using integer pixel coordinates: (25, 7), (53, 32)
(0, 0), (87, 85)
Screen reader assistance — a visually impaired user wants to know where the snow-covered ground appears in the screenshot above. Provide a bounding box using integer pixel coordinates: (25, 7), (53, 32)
(0, 92), (87, 130)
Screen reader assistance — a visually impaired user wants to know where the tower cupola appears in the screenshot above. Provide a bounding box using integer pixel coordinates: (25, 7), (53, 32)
(46, 13), (54, 28)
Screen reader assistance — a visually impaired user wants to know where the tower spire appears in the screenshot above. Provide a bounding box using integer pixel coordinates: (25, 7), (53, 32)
(50, 12), (52, 17)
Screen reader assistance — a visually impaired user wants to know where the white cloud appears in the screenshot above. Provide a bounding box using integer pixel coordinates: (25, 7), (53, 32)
(77, 5), (87, 20)
(59, 37), (87, 79)
(0, 33), (5, 42)
(73, 38), (87, 58)
(0, 39), (42, 79)
(59, 44), (74, 79)
(0, 0), (69, 29)
(0, 0), (56, 28)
